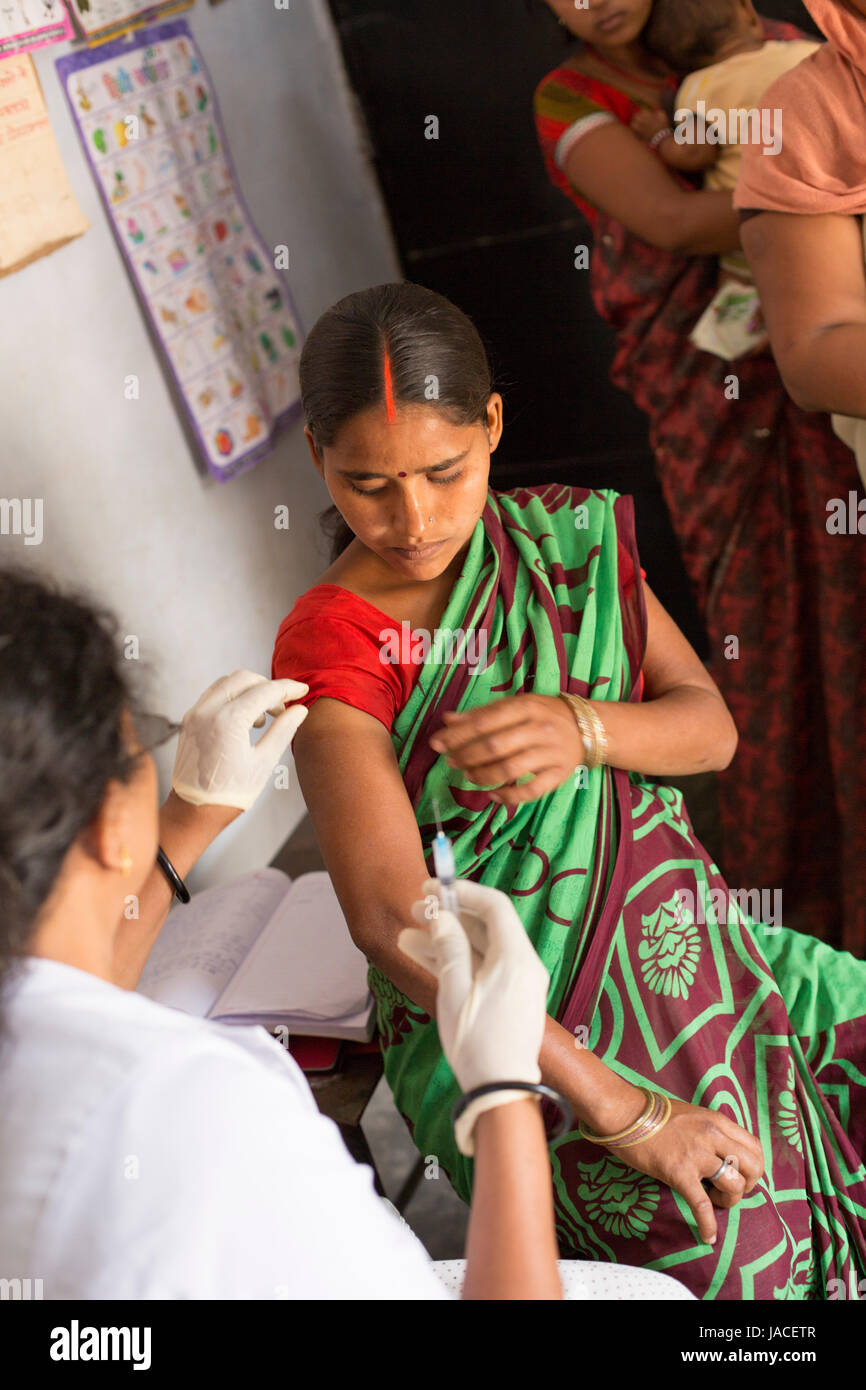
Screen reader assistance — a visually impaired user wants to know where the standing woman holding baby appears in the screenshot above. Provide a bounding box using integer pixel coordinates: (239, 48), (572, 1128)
(532, 0), (866, 955)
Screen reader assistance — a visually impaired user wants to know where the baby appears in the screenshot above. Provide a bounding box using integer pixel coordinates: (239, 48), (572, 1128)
(631, 0), (820, 359)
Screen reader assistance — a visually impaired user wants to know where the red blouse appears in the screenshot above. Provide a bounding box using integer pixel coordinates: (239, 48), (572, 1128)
(533, 63), (679, 231)
(272, 542), (646, 743)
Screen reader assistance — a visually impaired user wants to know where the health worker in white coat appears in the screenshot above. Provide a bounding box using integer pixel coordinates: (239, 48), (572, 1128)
(0, 565), (565, 1301)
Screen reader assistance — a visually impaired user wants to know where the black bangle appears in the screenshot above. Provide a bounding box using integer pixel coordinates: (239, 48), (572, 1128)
(452, 1081), (573, 1143)
(156, 845), (190, 904)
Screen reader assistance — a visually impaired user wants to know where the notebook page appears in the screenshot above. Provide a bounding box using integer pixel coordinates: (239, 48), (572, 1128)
(136, 868), (290, 1017)
(210, 871), (370, 1023)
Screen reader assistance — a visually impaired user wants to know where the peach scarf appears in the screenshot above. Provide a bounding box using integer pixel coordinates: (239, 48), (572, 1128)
(734, 1), (866, 214)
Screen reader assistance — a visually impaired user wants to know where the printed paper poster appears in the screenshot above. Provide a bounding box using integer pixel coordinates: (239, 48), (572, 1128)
(69, 0), (194, 44)
(56, 19), (303, 480)
(0, 53), (89, 276)
(0, 1), (74, 58)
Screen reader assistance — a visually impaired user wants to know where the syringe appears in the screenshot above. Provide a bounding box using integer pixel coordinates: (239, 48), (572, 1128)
(431, 797), (460, 916)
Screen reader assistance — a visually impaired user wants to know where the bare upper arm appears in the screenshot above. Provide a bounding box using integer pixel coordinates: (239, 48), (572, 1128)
(740, 210), (866, 408)
(640, 583), (724, 704)
(291, 698), (432, 963)
(561, 121), (737, 254)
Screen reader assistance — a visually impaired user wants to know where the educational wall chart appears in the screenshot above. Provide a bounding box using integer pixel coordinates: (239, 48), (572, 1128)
(0, 1), (74, 58)
(69, 0), (193, 45)
(57, 20), (303, 480)
(0, 54), (89, 276)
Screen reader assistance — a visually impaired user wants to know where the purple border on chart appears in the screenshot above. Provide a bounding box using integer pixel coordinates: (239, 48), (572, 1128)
(56, 18), (304, 483)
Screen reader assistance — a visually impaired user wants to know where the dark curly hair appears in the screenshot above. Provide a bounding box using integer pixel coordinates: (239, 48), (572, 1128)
(299, 282), (495, 562)
(0, 566), (147, 1030)
(644, 0), (741, 73)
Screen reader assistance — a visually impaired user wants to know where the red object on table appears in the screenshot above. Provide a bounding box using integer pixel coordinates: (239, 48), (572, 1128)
(287, 1034), (380, 1075)
(287, 1036), (342, 1074)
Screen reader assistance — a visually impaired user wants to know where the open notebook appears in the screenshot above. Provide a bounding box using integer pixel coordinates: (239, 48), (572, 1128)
(136, 868), (375, 1041)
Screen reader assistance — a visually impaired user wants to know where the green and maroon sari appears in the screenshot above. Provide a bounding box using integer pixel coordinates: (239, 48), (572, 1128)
(369, 483), (866, 1301)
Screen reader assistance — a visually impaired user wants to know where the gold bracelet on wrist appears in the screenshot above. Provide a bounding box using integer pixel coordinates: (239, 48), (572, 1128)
(579, 1085), (655, 1145)
(579, 1089), (672, 1149)
(613, 1092), (672, 1148)
(559, 691), (609, 770)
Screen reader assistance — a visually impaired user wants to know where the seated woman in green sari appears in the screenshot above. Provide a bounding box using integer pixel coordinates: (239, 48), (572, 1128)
(273, 282), (866, 1301)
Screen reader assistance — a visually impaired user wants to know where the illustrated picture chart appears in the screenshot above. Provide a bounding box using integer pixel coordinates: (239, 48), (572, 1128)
(57, 19), (302, 480)
(0, 1), (74, 58)
(69, 0), (193, 45)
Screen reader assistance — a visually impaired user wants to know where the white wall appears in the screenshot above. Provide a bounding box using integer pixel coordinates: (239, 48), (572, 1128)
(0, 0), (399, 888)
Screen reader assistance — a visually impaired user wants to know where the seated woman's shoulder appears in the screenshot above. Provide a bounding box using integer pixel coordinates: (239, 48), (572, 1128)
(275, 541), (389, 647)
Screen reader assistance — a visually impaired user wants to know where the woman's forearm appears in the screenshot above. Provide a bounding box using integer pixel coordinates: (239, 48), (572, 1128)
(657, 189), (741, 256)
(112, 793), (240, 989)
(563, 128), (740, 256)
(540, 1013), (643, 1132)
(463, 1098), (562, 1300)
(361, 917), (644, 1135)
(588, 684), (738, 776)
(587, 182), (741, 255)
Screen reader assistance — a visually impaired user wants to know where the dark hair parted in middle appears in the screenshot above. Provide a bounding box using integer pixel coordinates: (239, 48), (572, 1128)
(644, 0), (740, 74)
(299, 282), (494, 560)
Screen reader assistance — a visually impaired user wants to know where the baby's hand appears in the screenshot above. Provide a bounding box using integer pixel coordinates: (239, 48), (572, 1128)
(630, 107), (670, 141)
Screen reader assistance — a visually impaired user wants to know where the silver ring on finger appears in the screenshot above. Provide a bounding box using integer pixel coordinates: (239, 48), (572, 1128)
(710, 1158), (731, 1183)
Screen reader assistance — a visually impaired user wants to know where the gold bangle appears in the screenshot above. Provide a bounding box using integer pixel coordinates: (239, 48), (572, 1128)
(559, 692), (595, 767)
(559, 691), (609, 770)
(579, 1085), (656, 1145)
(583, 700), (609, 767)
(602, 1091), (665, 1148)
(614, 1092), (673, 1148)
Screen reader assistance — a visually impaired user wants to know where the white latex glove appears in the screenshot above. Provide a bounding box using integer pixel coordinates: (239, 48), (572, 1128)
(171, 670), (309, 811)
(399, 876), (549, 1156)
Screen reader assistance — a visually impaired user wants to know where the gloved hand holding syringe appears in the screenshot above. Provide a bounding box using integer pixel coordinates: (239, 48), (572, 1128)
(398, 799), (551, 1155)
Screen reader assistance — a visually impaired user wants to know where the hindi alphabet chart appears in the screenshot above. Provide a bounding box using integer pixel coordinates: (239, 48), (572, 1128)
(56, 20), (302, 480)
(0, 1), (73, 58)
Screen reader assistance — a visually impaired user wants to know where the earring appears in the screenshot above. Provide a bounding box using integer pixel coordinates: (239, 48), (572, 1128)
(120, 847), (133, 877)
